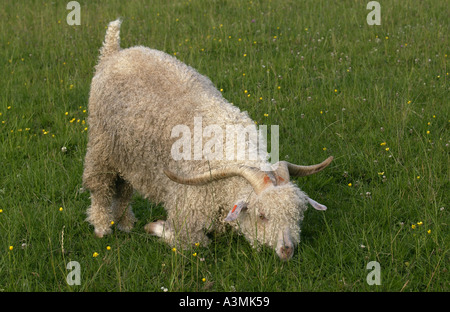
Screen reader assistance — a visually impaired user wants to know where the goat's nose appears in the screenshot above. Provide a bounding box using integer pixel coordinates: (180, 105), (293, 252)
(278, 245), (294, 261)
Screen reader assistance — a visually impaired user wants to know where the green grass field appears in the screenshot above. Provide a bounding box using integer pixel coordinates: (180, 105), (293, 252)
(0, 0), (448, 292)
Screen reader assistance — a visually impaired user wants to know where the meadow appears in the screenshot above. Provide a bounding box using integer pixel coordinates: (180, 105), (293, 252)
(0, 0), (448, 292)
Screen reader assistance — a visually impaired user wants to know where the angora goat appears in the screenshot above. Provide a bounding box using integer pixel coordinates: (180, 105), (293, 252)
(83, 19), (333, 260)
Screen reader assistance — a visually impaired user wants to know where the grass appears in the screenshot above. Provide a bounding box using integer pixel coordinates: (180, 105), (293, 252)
(0, 0), (448, 292)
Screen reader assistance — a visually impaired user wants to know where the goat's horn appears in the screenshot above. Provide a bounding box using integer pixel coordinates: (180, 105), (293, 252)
(278, 156), (333, 177)
(163, 165), (269, 194)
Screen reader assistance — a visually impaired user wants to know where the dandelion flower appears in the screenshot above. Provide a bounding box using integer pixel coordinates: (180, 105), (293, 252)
(192, 252), (197, 257)
(106, 246), (111, 251)
(0, 209), (3, 213)
(426, 130), (430, 134)
(427, 229), (431, 234)
(417, 221), (423, 226)
(59, 207), (63, 212)
(172, 247), (177, 252)
(264, 113), (268, 117)
(416, 176), (420, 179)
(195, 242), (200, 247)
(385, 147), (390, 151)
(380, 142), (386, 146)
(93, 252), (99, 257)
(9, 246), (13, 251)
(322, 147), (327, 151)
(348, 183), (352, 187)
(202, 278), (206, 282)
(411, 224), (416, 229)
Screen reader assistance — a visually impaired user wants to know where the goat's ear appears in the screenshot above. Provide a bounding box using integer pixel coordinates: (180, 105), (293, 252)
(306, 197), (327, 211)
(224, 201), (247, 222)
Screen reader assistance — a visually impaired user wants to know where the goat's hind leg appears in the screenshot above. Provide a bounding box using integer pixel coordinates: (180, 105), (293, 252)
(111, 177), (136, 233)
(84, 171), (117, 238)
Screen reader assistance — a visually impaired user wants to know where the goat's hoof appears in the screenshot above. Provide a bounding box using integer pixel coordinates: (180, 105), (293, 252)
(94, 227), (112, 238)
(144, 220), (165, 236)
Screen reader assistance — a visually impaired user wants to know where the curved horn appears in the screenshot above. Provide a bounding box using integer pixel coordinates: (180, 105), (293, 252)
(276, 156), (333, 177)
(163, 165), (271, 194)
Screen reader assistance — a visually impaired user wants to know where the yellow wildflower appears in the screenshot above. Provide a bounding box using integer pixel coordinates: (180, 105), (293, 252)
(93, 252), (99, 257)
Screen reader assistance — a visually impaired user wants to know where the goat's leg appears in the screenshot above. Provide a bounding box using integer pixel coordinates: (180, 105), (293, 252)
(144, 215), (210, 247)
(84, 172), (116, 238)
(82, 146), (118, 237)
(112, 177), (136, 232)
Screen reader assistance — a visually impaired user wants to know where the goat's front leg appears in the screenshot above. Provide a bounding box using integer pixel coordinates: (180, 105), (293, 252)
(144, 220), (174, 242)
(144, 218), (210, 247)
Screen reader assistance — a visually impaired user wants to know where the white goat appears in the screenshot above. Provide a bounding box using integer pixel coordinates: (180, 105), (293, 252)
(82, 19), (333, 260)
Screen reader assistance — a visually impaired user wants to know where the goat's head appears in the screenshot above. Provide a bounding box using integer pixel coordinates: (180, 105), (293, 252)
(164, 156), (333, 260)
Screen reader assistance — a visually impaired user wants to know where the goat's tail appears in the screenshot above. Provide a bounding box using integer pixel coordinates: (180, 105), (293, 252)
(99, 18), (122, 61)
